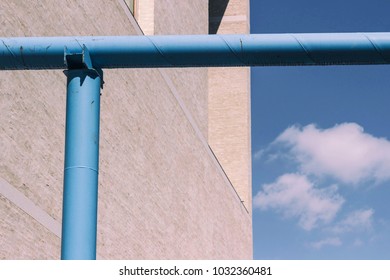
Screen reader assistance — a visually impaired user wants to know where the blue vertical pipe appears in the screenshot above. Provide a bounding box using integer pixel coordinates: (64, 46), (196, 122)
(61, 69), (101, 260)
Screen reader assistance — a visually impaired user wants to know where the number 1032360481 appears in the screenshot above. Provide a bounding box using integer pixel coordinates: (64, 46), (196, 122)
(212, 266), (272, 276)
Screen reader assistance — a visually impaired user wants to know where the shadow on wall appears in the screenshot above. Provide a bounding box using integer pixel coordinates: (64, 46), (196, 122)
(209, 0), (230, 34)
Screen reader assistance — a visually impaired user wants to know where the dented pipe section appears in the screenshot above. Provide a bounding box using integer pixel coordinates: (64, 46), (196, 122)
(1, 33), (390, 69)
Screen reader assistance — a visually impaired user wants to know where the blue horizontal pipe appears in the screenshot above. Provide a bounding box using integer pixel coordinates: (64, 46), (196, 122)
(1, 33), (390, 69)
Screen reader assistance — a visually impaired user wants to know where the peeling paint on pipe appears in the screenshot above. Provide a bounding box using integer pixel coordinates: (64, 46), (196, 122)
(1, 33), (390, 70)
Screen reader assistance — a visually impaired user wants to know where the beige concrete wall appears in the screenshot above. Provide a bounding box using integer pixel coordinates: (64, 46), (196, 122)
(208, 0), (252, 213)
(135, 0), (155, 35)
(154, 0), (209, 140)
(154, 0), (208, 35)
(0, 194), (60, 259)
(0, 0), (252, 259)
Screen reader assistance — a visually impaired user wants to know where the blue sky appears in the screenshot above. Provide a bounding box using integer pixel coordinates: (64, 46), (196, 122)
(250, 0), (390, 259)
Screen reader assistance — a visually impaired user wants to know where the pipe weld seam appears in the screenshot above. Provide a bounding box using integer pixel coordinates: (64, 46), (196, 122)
(361, 33), (390, 64)
(64, 166), (98, 173)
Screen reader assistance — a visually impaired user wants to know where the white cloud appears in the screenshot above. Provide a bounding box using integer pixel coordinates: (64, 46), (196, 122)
(330, 209), (374, 234)
(310, 237), (342, 249)
(308, 209), (373, 249)
(253, 173), (344, 230)
(253, 149), (264, 160)
(275, 123), (390, 185)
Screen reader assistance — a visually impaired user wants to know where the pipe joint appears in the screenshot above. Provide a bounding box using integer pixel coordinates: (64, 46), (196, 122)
(64, 45), (104, 88)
